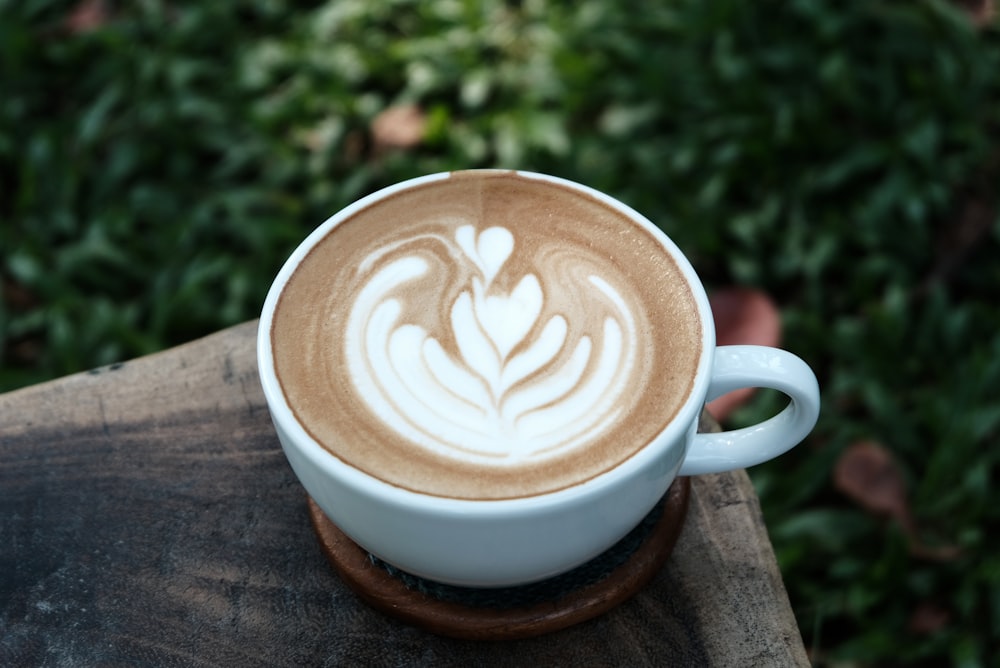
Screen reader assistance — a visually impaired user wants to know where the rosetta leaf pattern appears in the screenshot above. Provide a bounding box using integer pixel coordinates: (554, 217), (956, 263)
(346, 225), (635, 462)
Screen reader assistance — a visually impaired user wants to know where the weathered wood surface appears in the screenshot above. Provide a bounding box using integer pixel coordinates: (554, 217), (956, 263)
(0, 321), (809, 667)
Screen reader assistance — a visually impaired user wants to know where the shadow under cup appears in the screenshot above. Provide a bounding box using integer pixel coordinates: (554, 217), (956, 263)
(258, 169), (820, 588)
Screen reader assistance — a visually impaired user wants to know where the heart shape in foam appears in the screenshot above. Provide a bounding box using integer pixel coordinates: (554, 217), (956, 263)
(456, 225), (513, 285)
(474, 274), (543, 361)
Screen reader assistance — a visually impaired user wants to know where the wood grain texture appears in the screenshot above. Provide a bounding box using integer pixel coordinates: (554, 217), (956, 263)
(0, 321), (808, 667)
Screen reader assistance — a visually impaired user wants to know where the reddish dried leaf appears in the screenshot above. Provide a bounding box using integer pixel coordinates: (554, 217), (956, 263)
(371, 105), (427, 151)
(2, 276), (39, 311)
(65, 0), (109, 34)
(706, 288), (782, 421)
(951, 0), (996, 26)
(833, 441), (913, 530)
(835, 441), (962, 561)
(908, 539), (963, 562)
(908, 601), (951, 634)
(9, 338), (43, 365)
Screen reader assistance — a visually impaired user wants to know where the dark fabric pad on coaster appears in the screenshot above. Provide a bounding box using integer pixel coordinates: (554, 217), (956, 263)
(371, 492), (668, 609)
(307, 477), (691, 640)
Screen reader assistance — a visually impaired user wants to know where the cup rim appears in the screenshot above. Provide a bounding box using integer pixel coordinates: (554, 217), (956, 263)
(257, 169), (716, 515)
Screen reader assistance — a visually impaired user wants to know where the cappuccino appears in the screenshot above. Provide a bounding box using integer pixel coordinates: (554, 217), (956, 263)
(270, 171), (702, 500)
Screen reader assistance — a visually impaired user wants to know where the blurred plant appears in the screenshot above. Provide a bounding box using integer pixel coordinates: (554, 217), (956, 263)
(1, 1), (322, 387)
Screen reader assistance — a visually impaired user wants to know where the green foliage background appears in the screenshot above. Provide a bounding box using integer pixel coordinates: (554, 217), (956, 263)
(2, 1), (999, 664)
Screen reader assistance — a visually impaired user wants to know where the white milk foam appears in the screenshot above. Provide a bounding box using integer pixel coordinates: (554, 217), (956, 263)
(345, 224), (636, 466)
(271, 171), (703, 499)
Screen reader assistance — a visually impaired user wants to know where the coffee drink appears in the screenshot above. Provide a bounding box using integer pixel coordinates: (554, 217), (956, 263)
(270, 171), (702, 500)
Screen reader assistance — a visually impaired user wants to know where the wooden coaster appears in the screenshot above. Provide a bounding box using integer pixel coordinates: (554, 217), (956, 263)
(307, 477), (690, 640)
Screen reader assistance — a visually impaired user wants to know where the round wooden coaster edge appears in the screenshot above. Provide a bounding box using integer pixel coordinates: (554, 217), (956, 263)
(307, 477), (690, 640)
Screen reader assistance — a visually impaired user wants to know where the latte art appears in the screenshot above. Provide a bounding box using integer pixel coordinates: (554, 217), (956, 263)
(346, 225), (636, 465)
(270, 171), (702, 499)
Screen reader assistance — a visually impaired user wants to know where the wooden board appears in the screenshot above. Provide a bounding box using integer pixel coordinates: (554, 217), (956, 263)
(0, 321), (809, 666)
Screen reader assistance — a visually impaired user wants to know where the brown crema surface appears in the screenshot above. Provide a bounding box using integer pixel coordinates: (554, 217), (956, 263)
(271, 171), (702, 500)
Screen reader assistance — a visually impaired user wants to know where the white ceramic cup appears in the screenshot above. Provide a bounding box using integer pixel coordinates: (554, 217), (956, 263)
(258, 171), (820, 588)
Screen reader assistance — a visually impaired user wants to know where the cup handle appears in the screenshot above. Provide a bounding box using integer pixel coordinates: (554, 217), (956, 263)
(679, 345), (820, 476)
